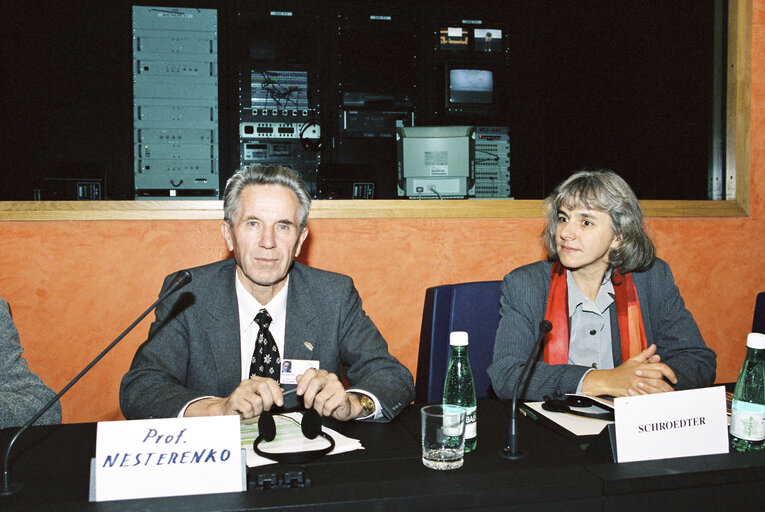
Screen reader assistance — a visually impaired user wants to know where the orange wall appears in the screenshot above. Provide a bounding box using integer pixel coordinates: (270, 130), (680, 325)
(2, 5), (765, 424)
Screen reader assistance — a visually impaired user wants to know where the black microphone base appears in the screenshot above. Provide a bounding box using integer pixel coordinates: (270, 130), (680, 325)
(0, 482), (23, 497)
(500, 447), (526, 460)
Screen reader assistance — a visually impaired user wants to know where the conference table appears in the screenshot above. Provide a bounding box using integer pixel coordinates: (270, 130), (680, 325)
(2, 399), (764, 511)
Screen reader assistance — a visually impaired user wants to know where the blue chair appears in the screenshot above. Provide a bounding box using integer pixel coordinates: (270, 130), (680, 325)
(754, 292), (765, 334)
(416, 281), (502, 403)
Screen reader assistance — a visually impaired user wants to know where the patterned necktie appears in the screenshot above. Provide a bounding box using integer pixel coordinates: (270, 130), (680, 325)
(250, 309), (281, 379)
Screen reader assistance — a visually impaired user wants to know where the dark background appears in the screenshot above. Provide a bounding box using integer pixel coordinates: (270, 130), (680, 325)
(0, 0), (719, 200)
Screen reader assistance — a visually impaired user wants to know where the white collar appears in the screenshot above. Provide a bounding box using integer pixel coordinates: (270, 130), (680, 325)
(566, 269), (614, 316)
(235, 272), (290, 333)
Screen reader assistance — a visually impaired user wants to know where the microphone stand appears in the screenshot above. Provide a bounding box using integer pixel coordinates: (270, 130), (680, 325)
(0, 270), (191, 496)
(501, 320), (552, 460)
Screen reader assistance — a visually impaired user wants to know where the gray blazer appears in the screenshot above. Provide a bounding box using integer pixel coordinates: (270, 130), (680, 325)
(487, 259), (717, 401)
(0, 297), (61, 428)
(120, 260), (414, 420)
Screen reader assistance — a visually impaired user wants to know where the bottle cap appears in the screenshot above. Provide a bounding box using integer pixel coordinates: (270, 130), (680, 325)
(450, 331), (469, 346)
(746, 332), (765, 349)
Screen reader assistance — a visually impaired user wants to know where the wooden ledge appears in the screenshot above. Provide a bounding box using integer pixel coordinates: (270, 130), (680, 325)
(0, 198), (748, 221)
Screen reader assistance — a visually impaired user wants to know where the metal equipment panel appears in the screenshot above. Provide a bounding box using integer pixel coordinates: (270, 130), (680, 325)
(133, 5), (219, 199)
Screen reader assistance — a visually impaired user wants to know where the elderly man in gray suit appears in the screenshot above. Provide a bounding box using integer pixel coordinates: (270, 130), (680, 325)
(120, 166), (413, 423)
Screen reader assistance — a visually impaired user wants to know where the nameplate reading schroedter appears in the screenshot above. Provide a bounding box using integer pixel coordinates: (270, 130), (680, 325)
(92, 415), (244, 502)
(614, 386), (728, 463)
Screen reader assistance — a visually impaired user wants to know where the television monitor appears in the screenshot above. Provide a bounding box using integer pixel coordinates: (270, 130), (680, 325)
(396, 126), (475, 198)
(439, 27), (468, 51)
(448, 68), (494, 106)
(473, 28), (503, 52)
(251, 70), (310, 112)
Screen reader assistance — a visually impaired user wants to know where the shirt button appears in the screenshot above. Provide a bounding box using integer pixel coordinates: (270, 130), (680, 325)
(589, 329), (597, 335)
(592, 363), (599, 369)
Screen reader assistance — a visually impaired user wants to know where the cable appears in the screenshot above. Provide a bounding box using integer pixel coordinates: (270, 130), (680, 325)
(299, 119), (322, 152)
(427, 185), (442, 199)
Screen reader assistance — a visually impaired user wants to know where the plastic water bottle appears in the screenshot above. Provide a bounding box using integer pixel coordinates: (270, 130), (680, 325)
(730, 332), (765, 452)
(443, 331), (477, 452)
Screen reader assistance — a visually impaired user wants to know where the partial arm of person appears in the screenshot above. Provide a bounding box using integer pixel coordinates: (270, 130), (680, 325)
(637, 259), (716, 390)
(293, 368), (366, 421)
(119, 273), (236, 419)
(488, 264), (591, 401)
(320, 277), (414, 421)
(183, 376), (286, 422)
(581, 343), (677, 397)
(0, 298), (61, 428)
(583, 261), (715, 396)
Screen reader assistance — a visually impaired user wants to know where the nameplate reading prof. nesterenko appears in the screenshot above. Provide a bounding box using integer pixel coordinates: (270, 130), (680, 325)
(94, 415), (243, 501)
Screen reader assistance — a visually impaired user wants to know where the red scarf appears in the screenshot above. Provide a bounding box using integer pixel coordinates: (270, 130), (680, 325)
(543, 261), (647, 364)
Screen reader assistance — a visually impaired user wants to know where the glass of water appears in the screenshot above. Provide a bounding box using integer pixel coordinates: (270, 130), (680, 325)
(421, 404), (466, 470)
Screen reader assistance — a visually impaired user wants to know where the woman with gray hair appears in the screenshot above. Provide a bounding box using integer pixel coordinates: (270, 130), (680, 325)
(488, 169), (716, 401)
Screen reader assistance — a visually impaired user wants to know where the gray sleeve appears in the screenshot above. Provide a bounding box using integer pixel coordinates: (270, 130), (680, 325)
(119, 275), (204, 419)
(639, 260), (717, 389)
(0, 298), (62, 428)
(335, 279), (414, 421)
(488, 265), (589, 401)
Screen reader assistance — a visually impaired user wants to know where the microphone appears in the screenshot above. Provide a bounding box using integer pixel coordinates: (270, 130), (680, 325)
(501, 319), (552, 460)
(0, 270), (192, 496)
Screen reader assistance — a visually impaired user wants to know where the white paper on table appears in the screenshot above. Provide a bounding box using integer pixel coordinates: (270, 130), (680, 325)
(240, 412), (364, 468)
(525, 401), (613, 437)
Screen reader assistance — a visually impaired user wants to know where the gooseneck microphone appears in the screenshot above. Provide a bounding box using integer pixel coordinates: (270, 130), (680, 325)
(501, 320), (553, 460)
(1, 270), (192, 496)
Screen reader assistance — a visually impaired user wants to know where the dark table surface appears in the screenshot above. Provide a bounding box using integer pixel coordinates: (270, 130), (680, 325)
(1, 399), (763, 511)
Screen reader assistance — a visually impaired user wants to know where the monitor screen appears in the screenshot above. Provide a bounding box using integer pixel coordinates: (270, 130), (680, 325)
(473, 28), (503, 52)
(439, 27), (469, 50)
(251, 70), (310, 111)
(396, 126), (475, 198)
(448, 69), (493, 105)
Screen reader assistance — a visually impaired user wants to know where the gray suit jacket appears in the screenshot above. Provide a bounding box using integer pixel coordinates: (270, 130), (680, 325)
(487, 259), (717, 401)
(0, 297), (61, 428)
(120, 260), (413, 420)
